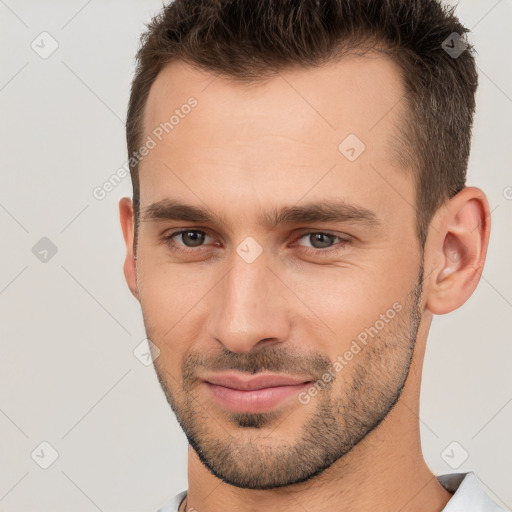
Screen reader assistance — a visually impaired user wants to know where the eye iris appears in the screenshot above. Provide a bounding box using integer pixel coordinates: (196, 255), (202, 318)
(310, 233), (334, 249)
(182, 231), (205, 247)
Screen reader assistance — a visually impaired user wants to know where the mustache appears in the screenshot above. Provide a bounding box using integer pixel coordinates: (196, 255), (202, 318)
(181, 345), (332, 384)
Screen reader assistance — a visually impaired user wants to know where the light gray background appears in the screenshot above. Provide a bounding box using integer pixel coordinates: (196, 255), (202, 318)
(0, 1), (511, 511)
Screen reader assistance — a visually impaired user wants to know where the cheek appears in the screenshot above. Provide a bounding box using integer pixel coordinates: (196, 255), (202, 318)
(286, 261), (415, 355)
(136, 257), (214, 361)
(135, 224), (419, 363)
(137, 232), (213, 310)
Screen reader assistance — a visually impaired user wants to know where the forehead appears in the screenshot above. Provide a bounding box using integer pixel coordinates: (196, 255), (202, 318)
(143, 53), (406, 147)
(139, 54), (413, 226)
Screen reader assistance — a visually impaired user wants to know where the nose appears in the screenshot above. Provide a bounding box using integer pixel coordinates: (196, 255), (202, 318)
(207, 252), (292, 353)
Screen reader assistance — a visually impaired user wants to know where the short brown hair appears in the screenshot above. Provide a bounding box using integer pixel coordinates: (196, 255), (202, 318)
(126, 0), (478, 249)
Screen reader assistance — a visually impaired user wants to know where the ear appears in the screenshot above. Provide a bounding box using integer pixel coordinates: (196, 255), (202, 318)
(119, 197), (139, 301)
(424, 187), (491, 315)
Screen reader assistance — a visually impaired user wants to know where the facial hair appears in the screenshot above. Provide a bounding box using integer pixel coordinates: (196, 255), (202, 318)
(150, 264), (424, 490)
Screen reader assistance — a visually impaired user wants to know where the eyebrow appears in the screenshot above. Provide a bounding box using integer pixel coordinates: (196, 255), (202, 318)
(141, 198), (380, 229)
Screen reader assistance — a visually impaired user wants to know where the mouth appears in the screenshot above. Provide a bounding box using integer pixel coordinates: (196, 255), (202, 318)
(201, 372), (313, 413)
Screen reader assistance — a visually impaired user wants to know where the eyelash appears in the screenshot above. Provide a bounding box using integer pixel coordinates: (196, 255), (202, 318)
(161, 229), (351, 257)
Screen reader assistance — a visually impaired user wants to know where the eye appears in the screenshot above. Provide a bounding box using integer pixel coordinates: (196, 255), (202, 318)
(161, 229), (351, 258)
(162, 229), (214, 254)
(298, 232), (337, 249)
(294, 231), (351, 256)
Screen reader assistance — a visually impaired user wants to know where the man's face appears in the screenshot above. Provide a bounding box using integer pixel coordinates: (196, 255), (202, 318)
(131, 55), (425, 488)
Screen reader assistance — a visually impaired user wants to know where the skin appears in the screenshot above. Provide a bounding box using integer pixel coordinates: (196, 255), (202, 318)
(119, 55), (490, 512)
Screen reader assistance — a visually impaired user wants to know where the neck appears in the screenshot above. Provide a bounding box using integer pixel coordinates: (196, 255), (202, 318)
(183, 417), (451, 512)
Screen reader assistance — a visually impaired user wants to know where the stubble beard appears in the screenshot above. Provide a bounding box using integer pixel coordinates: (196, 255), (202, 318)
(150, 266), (424, 489)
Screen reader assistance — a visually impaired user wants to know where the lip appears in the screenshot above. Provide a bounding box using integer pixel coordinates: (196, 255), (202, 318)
(202, 372), (313, 413)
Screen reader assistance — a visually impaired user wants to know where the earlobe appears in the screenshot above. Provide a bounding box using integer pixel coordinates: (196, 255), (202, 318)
(425, 187), (490, 315)
(119, 197), (139, 301)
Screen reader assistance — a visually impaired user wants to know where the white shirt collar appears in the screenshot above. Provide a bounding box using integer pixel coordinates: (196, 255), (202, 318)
(157, 472), (508, 512)
(439, 472), (507, 511)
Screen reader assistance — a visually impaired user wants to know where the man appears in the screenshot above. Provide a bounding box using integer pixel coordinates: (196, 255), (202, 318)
(119, 0), (506, 511)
